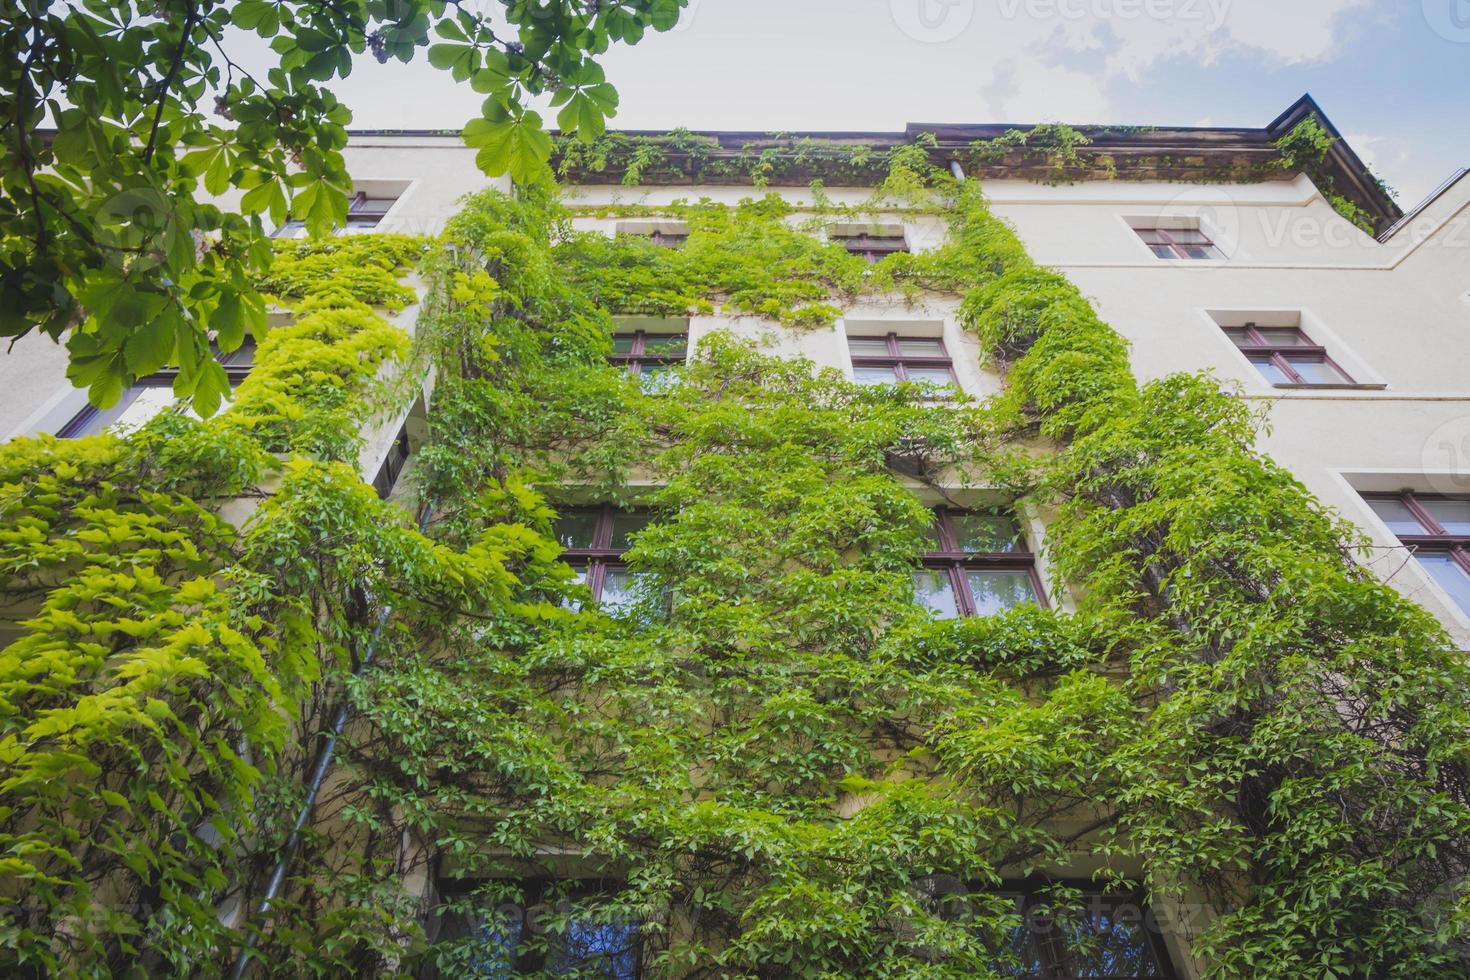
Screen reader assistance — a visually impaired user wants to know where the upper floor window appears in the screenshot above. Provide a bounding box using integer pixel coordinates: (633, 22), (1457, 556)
(830, 224), (909, 262)
(615, 220), (689, 249)
(1363, 491), (1470, 614)
(1223, 323), (1354, 386)
(58, 337), (256, 438)
(274, 189), (401, 239)
(1135, 225), (1224, 260)
(914, 507), (1042, 618)
(438, 878), (640, 978)
(610, 330), (687, 390)
(554, 506), (652, 613)
(370, 423), (412, 500)
(849, 333), (957, 389)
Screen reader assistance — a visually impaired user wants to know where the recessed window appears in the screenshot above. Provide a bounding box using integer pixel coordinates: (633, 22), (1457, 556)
(554, 506), (652, 613)
(830, 226), (909, 262)
(371, 424), (411, 500)
(849, 333), (957, 389)
(274, 189), (401, 238)
(914, 507), (1042, 618)
(58, 337), (256, 438)
(966, 883), (1178, 978)
(1363, 491), (1470, 615)
(1223, 322), (1355, 386)
(437, 878), (640, 978)
(1135, 225), (1224, 260)
(615, 221), (689, 249)
(610, 330), (687, 391)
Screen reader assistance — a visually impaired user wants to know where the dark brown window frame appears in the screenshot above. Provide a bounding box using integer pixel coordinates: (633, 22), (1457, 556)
(556, 505), (651, 603)
(1363, 490), (1470, 582)
(1224, 322), (1355, 386)
(983, 879), (1180, 980)
(1135, 226), (1224, 261)
(920, 507), (1046, 617)
(57, 337), (257, 438)
(274, 190), (398, 238)
(371, 423), (412, 500)
(849, 333), (959, 386)
(609, 330), (688, 378)
(833, 231), (909, 262)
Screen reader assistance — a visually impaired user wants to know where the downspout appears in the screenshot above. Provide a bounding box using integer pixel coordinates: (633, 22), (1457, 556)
(949, 159), (967, 181)
(229, 497), (436, 979)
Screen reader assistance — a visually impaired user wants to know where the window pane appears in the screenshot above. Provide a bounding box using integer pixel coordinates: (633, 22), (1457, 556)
(914, 569), (961, 619)
(1252, 327), (1310, 347)
(1180, 244), (1219, 260)
(1247, 355), (1292, 385)
(1222, 327), (1252, 348)
(1136, 229), (1168, 245)
(1168, 228), (1212, 245)
(1419, 554), (1470, 615)
(1421, 498), (1470, 535)
(950, 513), (1021, 553)
(610, 335), (637, 354)
(1148, 244), (1176, 259)
(853, 366), (898, 386)
(469, 912), (523, 977)
(903, 366), (957, 387)
(554, 510), (601, 549)
(1052, 898), (1165, 978)
(548, 918), (640, 979)
(642, 334), (687, 356)
(848, 338), (891, 356)
(896, 338), (944, 357)
(599, 566), (644, 613)
(218, 336), (257, 367)
(638, 363), (680, 393)
(965, 570), (1039, 616)
(1365, 498), (1428, 535)
(1282, 356), (1351, 384)
(609, 513), (651, 550)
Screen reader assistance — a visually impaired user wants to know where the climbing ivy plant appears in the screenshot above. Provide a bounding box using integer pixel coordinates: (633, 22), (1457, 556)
(1, 140), (1468, 979)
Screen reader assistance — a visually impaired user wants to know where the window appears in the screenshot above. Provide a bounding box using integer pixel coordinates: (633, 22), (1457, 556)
(615, 221), (689, 249)
(914, 508), (1042, 618)
(1222, 323), (1354, 386)
(438, 878), (640, 979)
(1363, 491), (1470, 615)
(371, 424), (411, 499)
(832, 229), (909, 262)
(1135, 226), (1224, 260)
(554, 506), (652, 613)
(849, 333), (957, 389)
(610, 331), (687, 390)
(274, 190), (399, 238)
(57, 337), (256, 438)
(989, 883), (1177, 979)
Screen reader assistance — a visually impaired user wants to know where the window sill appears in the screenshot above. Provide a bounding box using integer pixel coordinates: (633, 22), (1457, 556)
(1270, 383), (1388, 391)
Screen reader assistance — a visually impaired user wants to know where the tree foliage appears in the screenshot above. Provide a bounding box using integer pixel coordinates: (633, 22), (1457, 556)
(2, 148), (1470, 977)
(0, 0), (686, 417)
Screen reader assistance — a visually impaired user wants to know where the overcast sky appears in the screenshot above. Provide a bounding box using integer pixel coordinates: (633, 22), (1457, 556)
(301, 0), (1469, 205)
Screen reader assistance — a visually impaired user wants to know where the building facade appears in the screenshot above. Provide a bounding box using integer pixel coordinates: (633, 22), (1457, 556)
(4, 95), (1470, 976)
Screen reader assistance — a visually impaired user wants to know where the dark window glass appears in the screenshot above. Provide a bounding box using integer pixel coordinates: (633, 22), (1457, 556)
(1226, 323), (1356, 387)
(916, 508), (1041, 618)
(556, 506), (654, 613)
(1363, 491), (1470, 615)
(833, 230), (909, 262)
(609, 330), (687, 392)
(1135, 226), (1224, 260)
(985, 884), (1176, 979)
(849, 333), (957, 391)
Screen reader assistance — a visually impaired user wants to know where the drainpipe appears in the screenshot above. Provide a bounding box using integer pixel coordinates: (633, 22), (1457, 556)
(229, 497), (435, 979)
(949, 159), (967, 181)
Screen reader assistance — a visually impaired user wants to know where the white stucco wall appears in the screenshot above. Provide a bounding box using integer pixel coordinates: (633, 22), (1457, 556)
(4, 135), (1467, 646)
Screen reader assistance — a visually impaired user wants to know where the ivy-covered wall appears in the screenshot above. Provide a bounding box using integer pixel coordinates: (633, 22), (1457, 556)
(1, 144), (1466, 979)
